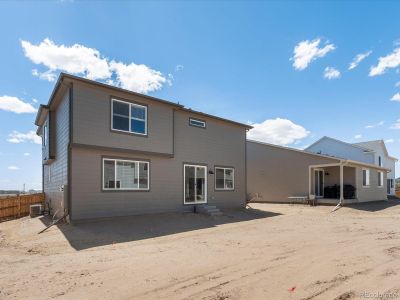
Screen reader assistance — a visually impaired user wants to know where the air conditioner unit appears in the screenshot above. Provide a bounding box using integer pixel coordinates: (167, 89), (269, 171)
(30, 204), (43, 218)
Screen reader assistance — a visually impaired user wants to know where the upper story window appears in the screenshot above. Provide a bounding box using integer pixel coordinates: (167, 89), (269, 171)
(215, 167), (234, 190)
(189, 118), (206, 128)
(378, 156), (382, 167)
(362, 168), (370, 187)
(42, 122), (48, 147)
(111, 99), (147, 135)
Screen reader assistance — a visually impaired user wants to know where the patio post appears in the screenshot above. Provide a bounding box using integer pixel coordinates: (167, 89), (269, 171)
(339, 164), (344, 201)
(308, 166), (312, 198)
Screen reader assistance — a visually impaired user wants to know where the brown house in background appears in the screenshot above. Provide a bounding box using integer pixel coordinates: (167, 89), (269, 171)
(35, 73), (251, 222)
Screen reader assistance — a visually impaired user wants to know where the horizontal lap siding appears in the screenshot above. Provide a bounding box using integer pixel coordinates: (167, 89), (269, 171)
(72, 82), (174, 155)
(70, 110), (246, 220)
(246, 142), (340, 203)
(356, 168), (387, 202)
(44, 90), (70, 218)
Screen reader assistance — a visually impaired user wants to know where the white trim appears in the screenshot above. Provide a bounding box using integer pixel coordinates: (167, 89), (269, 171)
(313, 168), (324, 198)
(183, 164), (207, 204)
(102, 158), (150, 190)
(362, 168), (370, 188)
(215, 167), (235, 190)
(111, 98), (147, 135)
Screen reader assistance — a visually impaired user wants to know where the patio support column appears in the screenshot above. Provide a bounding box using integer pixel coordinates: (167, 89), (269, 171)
(308, 167), (312, 197)
(339, 164), (344, 202)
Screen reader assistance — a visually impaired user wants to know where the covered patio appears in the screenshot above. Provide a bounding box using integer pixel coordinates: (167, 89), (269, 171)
(308, 160), (389, 205)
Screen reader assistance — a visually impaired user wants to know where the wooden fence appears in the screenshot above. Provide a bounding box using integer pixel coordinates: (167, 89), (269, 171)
(0, 193), (45, 222)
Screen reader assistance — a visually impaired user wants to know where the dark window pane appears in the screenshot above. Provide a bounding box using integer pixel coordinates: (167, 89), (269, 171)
(103, 160), (115, 189)
(216, 168), (224, 189)
(132, 105), (146, 120)
(113, 101), (129, 116)
(131, 119), (146, 134)
(113, 116), (129, 131)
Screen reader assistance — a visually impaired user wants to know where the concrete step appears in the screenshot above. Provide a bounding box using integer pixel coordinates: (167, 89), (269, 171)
(196, 205), (222, 216)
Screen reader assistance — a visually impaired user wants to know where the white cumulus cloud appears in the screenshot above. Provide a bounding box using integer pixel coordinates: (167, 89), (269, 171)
(7, 131), (41, 144)
(0, 96), (36, 113)
(22, 38), (111, 81)
(385, 138), (394, 143)
(390, 119), (400, 130)
(247, 118), (310, 146)
(22, 38), (168, 94)
(323, 67), (341, 79)
(354, 134), (362, 139)
(348, 50), (372, 70)
(291, 38), (335, 71)
(365, 121), (384, 129)
(8, 166), (20, 170)
(369, 48), (400, 76)
(390, 93), (400, 102)
(109, 61), (166, 94)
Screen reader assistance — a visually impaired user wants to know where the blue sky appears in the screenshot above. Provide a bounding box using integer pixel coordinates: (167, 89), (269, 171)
(0, 1), (399, 190)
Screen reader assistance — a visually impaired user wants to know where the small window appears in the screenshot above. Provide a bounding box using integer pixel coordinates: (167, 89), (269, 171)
(103, 158), (149, 190)
(215, 167), (234, 190)
(189, 118), (206, 128)
(112, 99), (147, 135)
(378, 171), (383, 187)
(43, 123), (48, 147)
(362, 168), (370, 187)
(378, 156), (382, 167)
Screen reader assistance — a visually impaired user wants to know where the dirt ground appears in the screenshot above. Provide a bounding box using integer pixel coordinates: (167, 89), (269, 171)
(1, 200), (400, 300)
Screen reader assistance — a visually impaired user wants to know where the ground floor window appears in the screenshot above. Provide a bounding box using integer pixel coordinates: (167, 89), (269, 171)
(103, 158), (149, 190)
(362, 168), (370, 187)
(215, 167), (234, 190)
(378, 171), (383, 187)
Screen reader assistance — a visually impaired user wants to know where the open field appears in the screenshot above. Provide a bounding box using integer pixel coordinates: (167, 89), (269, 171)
(1, 201), (400, 300)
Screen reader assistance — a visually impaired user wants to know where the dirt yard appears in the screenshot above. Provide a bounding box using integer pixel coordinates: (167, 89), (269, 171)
(1, 201), (400, 300)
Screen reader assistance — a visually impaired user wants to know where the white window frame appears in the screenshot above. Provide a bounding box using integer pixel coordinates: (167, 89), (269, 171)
(189, 118), (206, 128)
(215, 167), (235, 191)
(43, 122), (48, 148)
(183, 164), (207, 204)
(378, 171), (383, 187)
(102, 158), (150, 191)
(362, 168), (370, 187)
(111, 99), (147, 135)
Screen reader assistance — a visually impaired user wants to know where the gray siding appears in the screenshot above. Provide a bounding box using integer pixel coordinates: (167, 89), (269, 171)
(246, 141), (340, 203)
(43, 89), (70, 218)
(70, 109), (246, 220)
(356, 168), (387, 202)
(72, 81), (174, 155)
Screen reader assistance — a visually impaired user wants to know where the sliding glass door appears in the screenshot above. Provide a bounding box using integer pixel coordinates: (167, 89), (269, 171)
(184, 164), (207, 204)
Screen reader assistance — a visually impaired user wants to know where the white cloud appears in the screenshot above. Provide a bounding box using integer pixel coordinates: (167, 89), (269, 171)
(291, 38), (335, 70)
(175, 65), (184, 71)
(22, 38), (111, 81)
(354, 134), (362, 139)
(247, 118), (310, 146)
(8, 166), (20, 170)
(0, 96), (36, 113)
(23, 152), (30, 156)
(109, 61), (166, 94)
(348, 50), (372, 70)
(385, 138), (394, 143)
(365, 121), (384, 129)
(390, 119), (400, 130)
(7, 131), (41, 144)
(390, 93), (400, 102)
(369, 48), (400, 76)
(323, 67), (341, 79)
(22, 39), (168, 94)
(32, 98), (38, 103)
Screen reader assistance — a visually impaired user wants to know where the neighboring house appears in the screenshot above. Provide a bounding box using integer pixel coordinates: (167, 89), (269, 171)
(35, 73), (251, 221)
(247, 140), (389, 204)
(305, 137), (397, 196)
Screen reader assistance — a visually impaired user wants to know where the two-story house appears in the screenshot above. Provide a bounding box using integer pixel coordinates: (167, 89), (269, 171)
(305, 136), (397, 196)
(35, 73), (251, 221)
